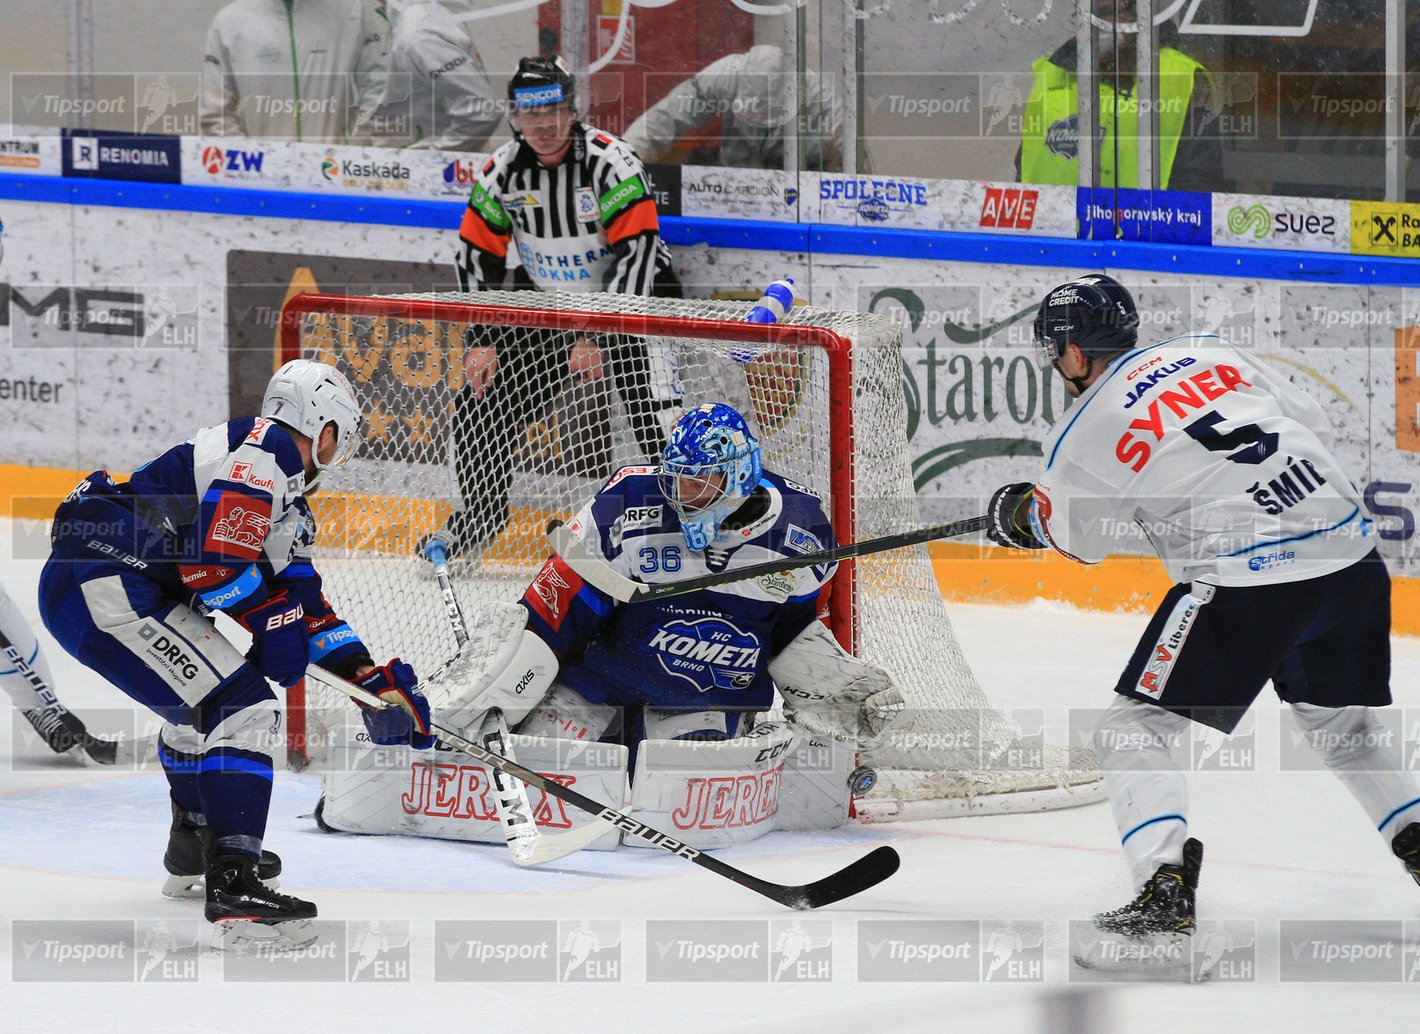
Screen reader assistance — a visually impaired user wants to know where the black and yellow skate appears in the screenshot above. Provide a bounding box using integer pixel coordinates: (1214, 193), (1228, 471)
(1393, 822), (1420, 888)
(1093, 838), (1203, 937)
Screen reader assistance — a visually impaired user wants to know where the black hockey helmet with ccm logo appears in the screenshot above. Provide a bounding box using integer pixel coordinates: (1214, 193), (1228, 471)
(1032, 273), (1140, 368)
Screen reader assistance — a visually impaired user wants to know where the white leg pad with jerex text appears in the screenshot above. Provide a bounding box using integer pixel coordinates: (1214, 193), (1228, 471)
(318, 722), (626, 850)
(623, 721), (853, 850)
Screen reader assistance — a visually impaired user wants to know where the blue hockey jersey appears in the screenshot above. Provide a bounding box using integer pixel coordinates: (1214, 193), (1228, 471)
(48, 417), (369, 674)
(520, 466), (838, 712)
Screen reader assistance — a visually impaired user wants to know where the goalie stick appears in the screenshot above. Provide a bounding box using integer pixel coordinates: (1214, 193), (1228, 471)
(306, 664), (901, 909)
(546, 514), (990, 604)
(421, 536), (610, 865)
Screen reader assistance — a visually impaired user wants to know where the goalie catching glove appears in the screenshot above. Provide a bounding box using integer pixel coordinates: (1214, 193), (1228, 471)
(355, 660), (434, 749)
(987, 482), (1047, 550)
(770, 620), (905, 749)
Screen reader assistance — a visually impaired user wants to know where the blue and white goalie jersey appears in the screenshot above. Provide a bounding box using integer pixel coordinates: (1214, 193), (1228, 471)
(519, 466), (838, 712)
(1031, 334), (1375, 586)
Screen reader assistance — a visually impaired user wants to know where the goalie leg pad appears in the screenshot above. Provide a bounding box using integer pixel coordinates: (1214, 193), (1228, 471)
(318, 724), (625, 849)
(427, 605), (560, 733)
(517, 681), (619, 742)
(625, 721), (850, 849)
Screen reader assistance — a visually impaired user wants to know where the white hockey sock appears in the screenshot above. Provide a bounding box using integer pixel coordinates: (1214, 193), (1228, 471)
(1290, 703), (1420, 840)
(1094, 695), (1192, 888)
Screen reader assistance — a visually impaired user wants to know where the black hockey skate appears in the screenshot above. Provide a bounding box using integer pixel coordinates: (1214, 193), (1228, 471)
(1093, 838), (1203, 937)
(205, 853), (317, 951)
(1392, 822), (1420, 888)
(162, 798), (281, 899)
(22, 705), (126, 764)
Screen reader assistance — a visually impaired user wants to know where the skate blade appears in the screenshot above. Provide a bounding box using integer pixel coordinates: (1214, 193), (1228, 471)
(1073, 931), (1194, 978)
(162, 873), (281, 900)
(210, 918), (316, 952)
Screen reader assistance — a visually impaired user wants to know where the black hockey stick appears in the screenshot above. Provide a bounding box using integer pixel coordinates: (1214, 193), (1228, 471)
(547, 514), (990, 604)
(306, 665), (900, 909)
(420, 537), (609, 865)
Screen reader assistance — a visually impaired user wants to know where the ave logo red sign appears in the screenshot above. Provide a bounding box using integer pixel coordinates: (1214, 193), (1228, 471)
(979, 187), (1039, 230)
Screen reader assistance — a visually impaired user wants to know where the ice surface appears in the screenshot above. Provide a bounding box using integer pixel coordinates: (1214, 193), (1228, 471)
(2, 518), (1416, 1031)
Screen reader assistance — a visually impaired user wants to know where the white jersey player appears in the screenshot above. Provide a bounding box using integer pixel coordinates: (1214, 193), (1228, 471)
(986, 273), (1420, 954)
(0, 583), (119, 763)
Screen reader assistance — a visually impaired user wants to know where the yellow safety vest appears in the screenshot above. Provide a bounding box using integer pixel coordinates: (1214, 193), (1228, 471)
(1019, 48), (1207, 189)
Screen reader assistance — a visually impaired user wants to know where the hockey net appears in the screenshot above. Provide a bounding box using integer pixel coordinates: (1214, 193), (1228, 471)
(280, 290), (1101, 819)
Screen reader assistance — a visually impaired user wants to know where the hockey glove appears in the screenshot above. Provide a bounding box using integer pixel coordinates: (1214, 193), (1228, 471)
(238, 591), (308, 688)
(986, 482), (1047, 550)
(356, 660), (435, 750)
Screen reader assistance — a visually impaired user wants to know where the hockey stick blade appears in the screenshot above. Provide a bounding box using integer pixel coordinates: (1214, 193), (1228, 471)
(308, 666), (900, 909)
(421, 544), (594, 865)
(547, 515), (990, 604)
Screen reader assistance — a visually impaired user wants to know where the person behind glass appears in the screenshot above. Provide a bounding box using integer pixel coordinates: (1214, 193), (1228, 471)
(623, 45), (844, 172)
(428, 56), (684, 559)
(353, 0), (503, 151)
(1014, 0), (1221, 191)
(201, 0), (388, 143)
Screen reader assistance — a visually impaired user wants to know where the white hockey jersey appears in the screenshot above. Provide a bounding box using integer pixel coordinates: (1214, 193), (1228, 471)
(1030, 334), (1375, 586)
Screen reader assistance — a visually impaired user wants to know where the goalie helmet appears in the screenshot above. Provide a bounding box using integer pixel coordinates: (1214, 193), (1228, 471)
(262, 359), (361, 489)
(507, 55), (576, 111)
(660, 403), (763, 552)
(1032, 273), (1140, 369)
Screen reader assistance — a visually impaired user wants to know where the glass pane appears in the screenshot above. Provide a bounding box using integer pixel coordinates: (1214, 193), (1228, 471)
(857, 0), (1078, 182)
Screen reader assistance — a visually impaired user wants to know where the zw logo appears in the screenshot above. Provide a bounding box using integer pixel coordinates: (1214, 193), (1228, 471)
(201, 145), (263, 175)
(0, 283), (144, 337)
(1373, 214), (1398, 245)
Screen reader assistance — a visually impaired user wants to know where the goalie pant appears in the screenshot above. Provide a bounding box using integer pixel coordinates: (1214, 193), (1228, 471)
(38, 417), (378, 862)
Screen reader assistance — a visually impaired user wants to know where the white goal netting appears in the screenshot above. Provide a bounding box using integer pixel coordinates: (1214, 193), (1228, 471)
(284, 289), (1100, 818)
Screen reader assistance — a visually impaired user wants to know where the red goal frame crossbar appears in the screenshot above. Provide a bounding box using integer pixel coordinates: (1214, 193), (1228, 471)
(279, 292), (856, 767)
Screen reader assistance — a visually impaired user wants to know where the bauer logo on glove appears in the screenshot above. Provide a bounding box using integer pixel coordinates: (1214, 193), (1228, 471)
(356, 659), (435, 749)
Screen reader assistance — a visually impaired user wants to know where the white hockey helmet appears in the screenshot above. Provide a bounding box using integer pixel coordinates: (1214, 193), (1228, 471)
(262, 359), (361, 487)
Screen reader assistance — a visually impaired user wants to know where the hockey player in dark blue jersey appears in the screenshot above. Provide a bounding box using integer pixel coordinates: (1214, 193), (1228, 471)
(411, 402), (906, 848)
(37, 359), (434, 948)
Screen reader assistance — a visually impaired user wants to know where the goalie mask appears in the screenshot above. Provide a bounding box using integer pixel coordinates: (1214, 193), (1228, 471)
(1032, 273), (1139, 370)
(262, 359), (361, 490)
(660, 403), (763, 552)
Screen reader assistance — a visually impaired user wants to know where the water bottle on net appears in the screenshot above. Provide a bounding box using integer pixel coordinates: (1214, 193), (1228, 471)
(746, 278), (796, 324)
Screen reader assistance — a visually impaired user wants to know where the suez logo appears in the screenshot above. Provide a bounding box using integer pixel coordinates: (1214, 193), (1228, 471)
(201, 145), (264, 175)
(979, 187), (1038, 230)
(1225, 203), (1336, 239)
(1115, 361), (1253, 472)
